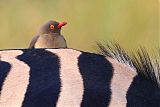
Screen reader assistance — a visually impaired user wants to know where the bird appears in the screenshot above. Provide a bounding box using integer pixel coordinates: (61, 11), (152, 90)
(29, 20), (67, 49)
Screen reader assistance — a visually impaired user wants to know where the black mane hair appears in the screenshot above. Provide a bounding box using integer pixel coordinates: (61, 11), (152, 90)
(97, 42), (160, 88)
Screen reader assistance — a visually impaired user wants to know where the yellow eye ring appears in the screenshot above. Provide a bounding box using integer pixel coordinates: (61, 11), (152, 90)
(50, 25), (54, 29)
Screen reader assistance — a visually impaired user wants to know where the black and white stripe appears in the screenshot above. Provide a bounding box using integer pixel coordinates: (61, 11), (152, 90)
(0, 47), (159, 107)
(0, 50), (30, 107)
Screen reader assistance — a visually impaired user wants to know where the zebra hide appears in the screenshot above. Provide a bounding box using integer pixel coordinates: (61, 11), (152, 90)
(0, 47), (159, 107)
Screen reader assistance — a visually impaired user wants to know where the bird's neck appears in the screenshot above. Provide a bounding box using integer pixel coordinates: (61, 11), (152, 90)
(49, 32), (61, 35)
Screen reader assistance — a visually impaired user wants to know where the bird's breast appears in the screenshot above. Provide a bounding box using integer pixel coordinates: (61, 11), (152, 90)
(35, 34), (67, 48)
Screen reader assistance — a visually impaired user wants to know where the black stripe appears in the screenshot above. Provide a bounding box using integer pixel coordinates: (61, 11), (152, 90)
(0, 60), (11, 94)
(126, 75), (160, 107)
(17, 49), (61, 107)
(78, 52), (113, 107)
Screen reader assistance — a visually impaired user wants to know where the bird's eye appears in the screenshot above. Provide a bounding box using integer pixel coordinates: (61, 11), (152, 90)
(50, 25), (54, 29)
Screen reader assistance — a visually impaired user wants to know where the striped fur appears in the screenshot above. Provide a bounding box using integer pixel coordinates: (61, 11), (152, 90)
(0, 48), (159, 107)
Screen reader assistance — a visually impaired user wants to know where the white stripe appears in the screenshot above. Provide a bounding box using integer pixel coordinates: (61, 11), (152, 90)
(47, 49), (84, 107)
(0, 50), (30, 107)
(107, 57), (137, 107)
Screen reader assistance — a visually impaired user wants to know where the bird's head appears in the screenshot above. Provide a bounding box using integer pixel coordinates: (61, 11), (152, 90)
(39, 20), (67, 35)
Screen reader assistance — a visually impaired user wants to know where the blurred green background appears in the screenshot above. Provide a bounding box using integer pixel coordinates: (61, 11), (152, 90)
(0, 0), (159, 52)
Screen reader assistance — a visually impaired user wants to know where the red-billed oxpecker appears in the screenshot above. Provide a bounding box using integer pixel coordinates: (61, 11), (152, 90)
(29, 20), (67, 48)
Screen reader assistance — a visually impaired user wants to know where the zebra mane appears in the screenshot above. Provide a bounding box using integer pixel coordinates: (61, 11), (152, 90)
(97, 42), (160, 87)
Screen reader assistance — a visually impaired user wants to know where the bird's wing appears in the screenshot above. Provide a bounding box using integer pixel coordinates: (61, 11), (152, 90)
(64, 38), (67, 48)
(28, 35), (40, 48)
(59, 35), (67, 48)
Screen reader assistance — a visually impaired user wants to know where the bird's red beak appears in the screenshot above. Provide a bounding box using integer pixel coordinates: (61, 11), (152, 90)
(57, 22), (67, 29)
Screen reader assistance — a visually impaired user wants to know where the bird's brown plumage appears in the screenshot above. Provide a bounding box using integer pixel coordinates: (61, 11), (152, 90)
(29, 20), (67, 48)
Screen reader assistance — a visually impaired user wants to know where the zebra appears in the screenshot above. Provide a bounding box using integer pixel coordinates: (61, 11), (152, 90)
(0, 43), (159, 107)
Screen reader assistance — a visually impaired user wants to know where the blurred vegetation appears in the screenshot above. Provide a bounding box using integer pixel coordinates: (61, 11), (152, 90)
(0, 0), (159, 52)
